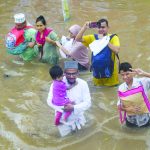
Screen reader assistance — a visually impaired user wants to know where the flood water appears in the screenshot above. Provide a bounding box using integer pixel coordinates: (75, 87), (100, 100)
(1, 0), (150, 149)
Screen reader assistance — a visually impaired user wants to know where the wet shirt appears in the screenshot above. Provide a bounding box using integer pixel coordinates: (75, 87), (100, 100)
(82, 34), (120, 86)
(47, 77), (91, 136)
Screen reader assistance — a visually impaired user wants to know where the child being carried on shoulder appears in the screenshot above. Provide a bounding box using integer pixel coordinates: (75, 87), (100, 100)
(49, 65), (76, 125)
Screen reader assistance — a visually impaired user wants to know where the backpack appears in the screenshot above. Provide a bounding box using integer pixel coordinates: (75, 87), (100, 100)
(91, 34), (119, 78)
(6, 28), (24, 49)
(6, 26), (32, 49)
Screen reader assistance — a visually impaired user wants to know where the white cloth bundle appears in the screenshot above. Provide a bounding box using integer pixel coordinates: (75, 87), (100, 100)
(59, 36), (73, 58)
(89, 35), (110, 56)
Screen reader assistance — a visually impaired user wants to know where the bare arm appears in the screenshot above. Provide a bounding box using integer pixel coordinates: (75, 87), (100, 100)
(75, 22), (90, 42)
(108, 42), (120, 54)
(130, 68), (150, 78)
(56, 41), (70, 56)
(28, 41), (36, 48)
(45, 37), (56, 45)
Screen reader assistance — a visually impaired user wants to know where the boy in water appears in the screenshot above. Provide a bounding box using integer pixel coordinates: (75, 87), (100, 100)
(118, 62), (150, 127)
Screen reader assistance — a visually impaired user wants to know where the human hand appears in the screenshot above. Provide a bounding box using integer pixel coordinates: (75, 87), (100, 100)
(83, 21), (90, 29)
(64, 103), (74, 112)
(130, 68), (145, 76)
(28, 42), (35, 48)
(45, 37), (54, 43)
(37, 43), (42, 47)
(45, 37), (50, 42)
(56, 41), (62, 48)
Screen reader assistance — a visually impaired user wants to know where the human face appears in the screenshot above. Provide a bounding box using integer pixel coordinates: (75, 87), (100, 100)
(65, 68), (78, 84)
(120, 70), (133, 85)
(15, 21), (26, 30)
(36, 21), (46, 33)
(69, 31), (75, 39)
(98, 22), (109, 36)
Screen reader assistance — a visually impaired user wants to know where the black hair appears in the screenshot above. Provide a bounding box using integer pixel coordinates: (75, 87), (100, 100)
(119, 62), (132, 73)
(36, 15), (46, 25)
(49, 65), (63, 80)
(97, 18), (109, 27)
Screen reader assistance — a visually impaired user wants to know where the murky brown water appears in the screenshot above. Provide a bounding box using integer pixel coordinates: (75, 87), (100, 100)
(1, 0), (150, 149)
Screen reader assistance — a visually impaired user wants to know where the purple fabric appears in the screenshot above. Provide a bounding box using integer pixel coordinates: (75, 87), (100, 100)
(55, 111), (72, 126)
(118, 107), (126, 124)
(55, 111), (62, 125)
(36, 28), (52, 46)
(52, 80), (71, 106)
(118, 86), (143, 97)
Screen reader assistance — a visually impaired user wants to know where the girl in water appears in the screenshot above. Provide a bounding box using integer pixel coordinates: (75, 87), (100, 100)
(49, 65), (75, 125)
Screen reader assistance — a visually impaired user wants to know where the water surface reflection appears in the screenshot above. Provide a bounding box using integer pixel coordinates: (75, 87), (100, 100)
(1, 0), (150, 149)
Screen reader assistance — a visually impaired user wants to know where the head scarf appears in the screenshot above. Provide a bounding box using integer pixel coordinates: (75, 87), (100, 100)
(69, 24), (81, 37)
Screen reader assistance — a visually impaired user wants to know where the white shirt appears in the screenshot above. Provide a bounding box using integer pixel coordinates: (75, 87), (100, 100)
(117, 77), (150, 126)
(47, 77), (91, 136)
